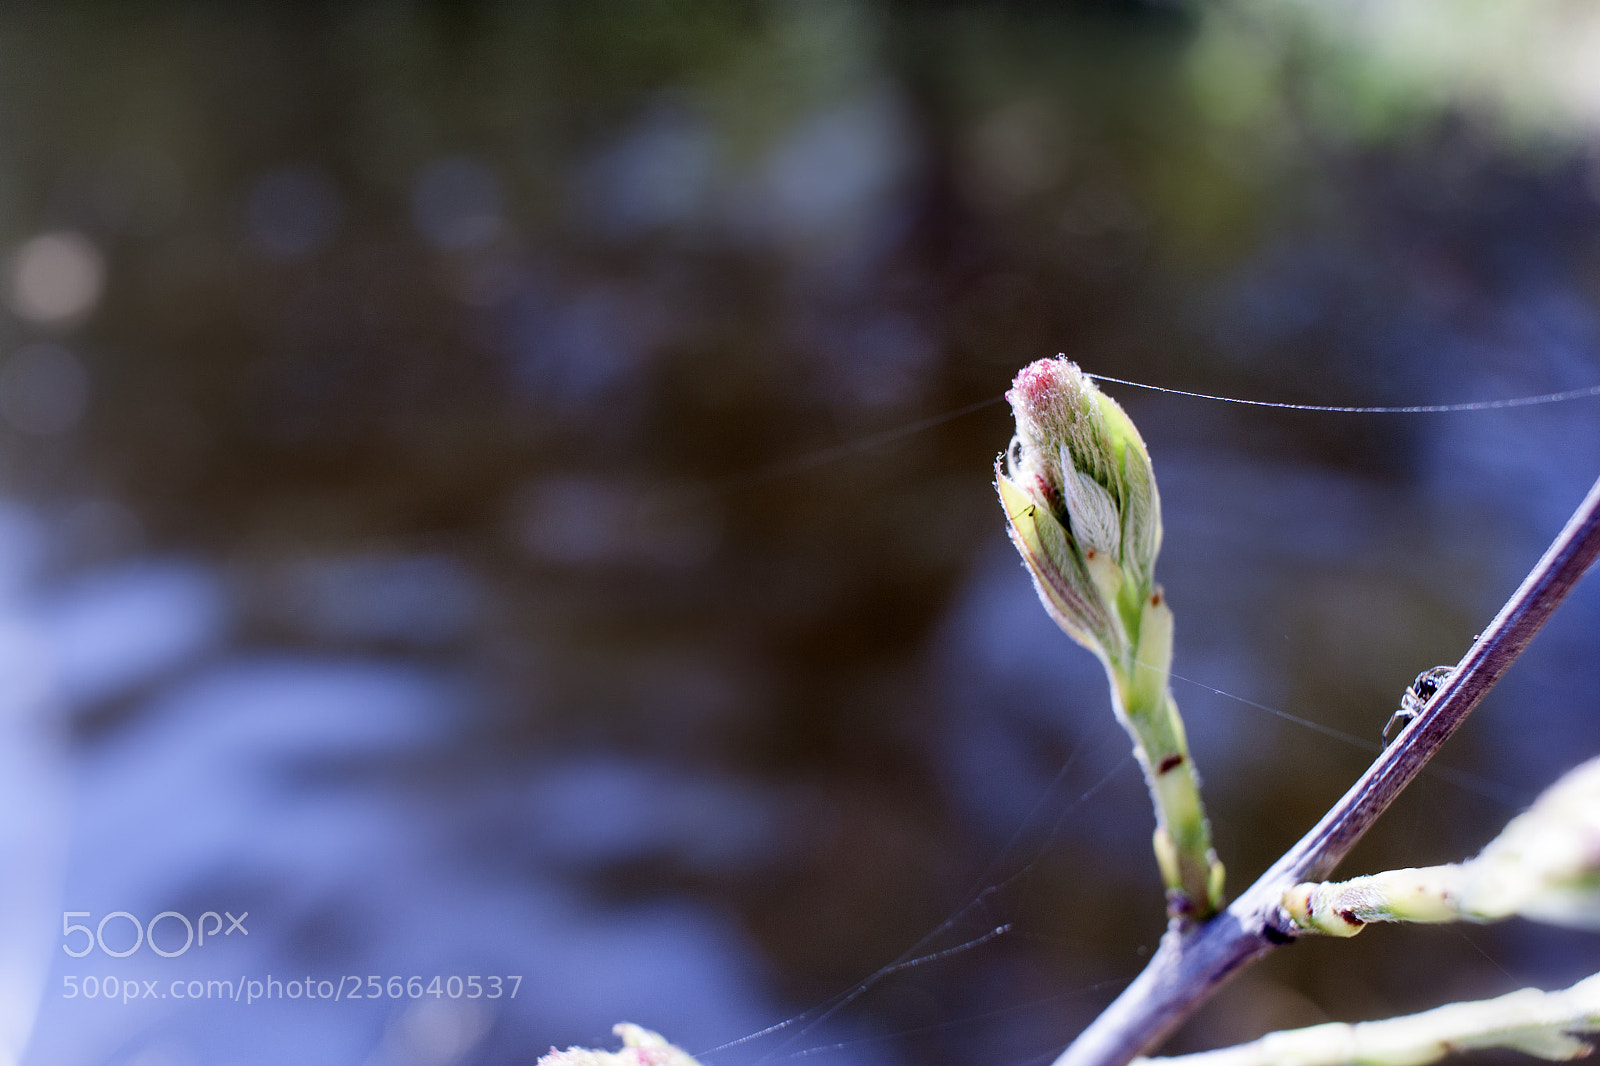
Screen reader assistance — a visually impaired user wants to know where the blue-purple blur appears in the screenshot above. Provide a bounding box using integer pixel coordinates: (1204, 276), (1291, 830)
(0, 4), (1597, 1066)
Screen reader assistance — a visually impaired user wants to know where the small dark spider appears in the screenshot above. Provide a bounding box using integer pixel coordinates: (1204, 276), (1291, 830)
(1383, 664), (1454, 745)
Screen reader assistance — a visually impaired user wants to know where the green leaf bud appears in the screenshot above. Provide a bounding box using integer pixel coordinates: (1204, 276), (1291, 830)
(997, 357), (1223, 919)
(996, 356), (1164, 666)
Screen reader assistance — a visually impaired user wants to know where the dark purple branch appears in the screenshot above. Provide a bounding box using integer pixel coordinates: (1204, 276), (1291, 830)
(1052, 472), (1600, 1066)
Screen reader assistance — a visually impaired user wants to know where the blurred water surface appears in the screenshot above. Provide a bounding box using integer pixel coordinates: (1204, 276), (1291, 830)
(0, 3), (1597, 1065)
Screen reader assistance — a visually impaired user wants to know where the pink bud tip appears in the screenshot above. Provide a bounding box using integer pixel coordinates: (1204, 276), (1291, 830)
(1007, 357), (1067, 410)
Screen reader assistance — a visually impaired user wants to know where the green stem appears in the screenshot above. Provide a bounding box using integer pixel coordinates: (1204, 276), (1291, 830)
(1284, 866), (1465, 936)
(1109, 592), (1224, 920)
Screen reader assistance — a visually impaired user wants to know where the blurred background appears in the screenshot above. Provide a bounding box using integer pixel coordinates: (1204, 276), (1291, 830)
(0, 2), (1597, 1064)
